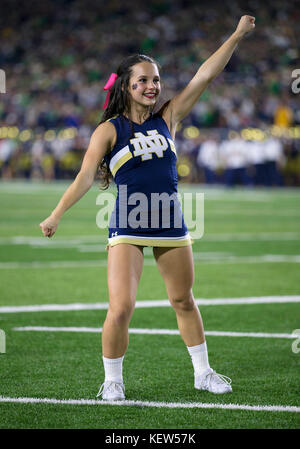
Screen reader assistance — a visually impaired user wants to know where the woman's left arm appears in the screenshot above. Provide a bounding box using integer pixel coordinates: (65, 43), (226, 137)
(166, 15), (255, 125)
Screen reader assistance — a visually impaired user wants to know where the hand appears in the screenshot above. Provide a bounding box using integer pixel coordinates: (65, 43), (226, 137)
(39, 214), (59, 238)
(235, 15), (255, 38)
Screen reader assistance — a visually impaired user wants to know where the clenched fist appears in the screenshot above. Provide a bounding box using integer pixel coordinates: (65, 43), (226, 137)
(235, 15), (255, 37)
(39, 214), (59, 238)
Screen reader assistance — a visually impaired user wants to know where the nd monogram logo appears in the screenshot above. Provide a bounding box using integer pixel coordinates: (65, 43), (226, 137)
(130, 130), (169, 160)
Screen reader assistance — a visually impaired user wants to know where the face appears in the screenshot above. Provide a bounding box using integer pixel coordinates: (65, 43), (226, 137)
(127, 62), (161, 108)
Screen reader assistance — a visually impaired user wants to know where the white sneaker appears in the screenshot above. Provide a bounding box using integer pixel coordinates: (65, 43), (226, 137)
(96, 381), (125, 401)
(195, 368), (232, 394)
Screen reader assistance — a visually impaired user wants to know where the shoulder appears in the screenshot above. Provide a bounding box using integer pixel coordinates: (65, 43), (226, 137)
(155, 100), (176, 139)
(105, 114), (119, 124)
(92, 120), (117, 154)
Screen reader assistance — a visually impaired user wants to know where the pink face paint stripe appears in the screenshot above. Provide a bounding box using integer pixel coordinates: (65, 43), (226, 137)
(102, 73), (118, 110)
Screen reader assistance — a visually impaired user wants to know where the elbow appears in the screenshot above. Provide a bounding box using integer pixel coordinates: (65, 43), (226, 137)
(201, 72), (215, 84)
(197, 69), (216, 85)
(76, 171), (94, 189)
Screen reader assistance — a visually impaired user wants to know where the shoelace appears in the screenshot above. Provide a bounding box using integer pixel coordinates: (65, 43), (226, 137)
(96, 381), (124, 398)
(96, 383), (105, 398)
(206, 370), (232, 388)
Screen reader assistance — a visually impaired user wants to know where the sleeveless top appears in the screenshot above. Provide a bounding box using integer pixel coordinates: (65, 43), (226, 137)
(103, 113), (191, 247)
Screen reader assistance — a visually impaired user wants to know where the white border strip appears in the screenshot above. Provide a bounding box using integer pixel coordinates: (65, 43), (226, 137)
(0, 232), (300, 247)
(109, 145), (131, 174)
(12, 326), (300, 339)
(0, 396), (298, 413)
(1, 296), (300, 313)
(1, 232), (299, 246)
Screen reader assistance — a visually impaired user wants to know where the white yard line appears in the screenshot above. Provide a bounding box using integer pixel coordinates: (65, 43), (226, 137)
(207, 210), (300, 216)
(192, 254), (300, 263)
(203, 232), (300, 241)
(1, 296), (300, 313)
(0, 236), (108, 245)
(0, 232), (299, 246)
(12, 326), (300, 339)
(0, 395), (298, 413)
(0, 260), (108, 269)
(1, 254), (300, 269)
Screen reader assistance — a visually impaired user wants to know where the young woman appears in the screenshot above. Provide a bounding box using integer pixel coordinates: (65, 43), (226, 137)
(40, 15), (255, 401)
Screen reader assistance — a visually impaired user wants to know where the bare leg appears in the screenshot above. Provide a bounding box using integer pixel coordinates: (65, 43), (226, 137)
(153, 246), (232, 395)
(102, 244), (144, 358)
(153, 245), (205, 346)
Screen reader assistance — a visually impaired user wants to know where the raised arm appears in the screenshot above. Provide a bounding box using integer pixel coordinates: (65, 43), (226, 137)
(39, 121), (116, 237)
(163, 15), (255, 129)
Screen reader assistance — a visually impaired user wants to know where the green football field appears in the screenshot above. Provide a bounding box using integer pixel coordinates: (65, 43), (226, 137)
(0, 180), (299, 429)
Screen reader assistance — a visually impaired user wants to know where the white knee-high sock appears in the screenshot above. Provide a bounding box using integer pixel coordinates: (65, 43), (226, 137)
(103, 356), (124, 383)
(187, 341), (210, 376)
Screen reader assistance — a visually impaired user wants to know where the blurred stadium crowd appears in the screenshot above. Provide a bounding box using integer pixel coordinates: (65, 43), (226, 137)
(0, 0), (299, 186)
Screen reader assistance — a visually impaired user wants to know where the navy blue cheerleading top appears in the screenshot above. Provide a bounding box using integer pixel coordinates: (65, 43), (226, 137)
(103, 113), (191, 247)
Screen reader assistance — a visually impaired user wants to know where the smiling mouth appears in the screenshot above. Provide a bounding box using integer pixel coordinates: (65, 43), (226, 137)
(143, 93), (156, 99)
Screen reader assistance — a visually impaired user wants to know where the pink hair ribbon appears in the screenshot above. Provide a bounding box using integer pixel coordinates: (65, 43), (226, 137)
(102, 73), (118, 110)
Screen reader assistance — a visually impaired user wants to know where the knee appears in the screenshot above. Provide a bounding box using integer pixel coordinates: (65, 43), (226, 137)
(107, 299), (135, 325)
(170, 291), (195, 311)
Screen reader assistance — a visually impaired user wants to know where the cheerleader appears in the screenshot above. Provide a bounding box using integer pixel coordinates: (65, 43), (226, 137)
(40, 16), (255, 400)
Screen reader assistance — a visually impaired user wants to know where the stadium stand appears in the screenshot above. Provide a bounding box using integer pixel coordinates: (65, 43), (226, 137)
(0, 0), (299, 185)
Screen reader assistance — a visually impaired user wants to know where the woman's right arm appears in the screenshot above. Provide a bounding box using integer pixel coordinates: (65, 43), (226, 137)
(39, 121), (116, 238)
